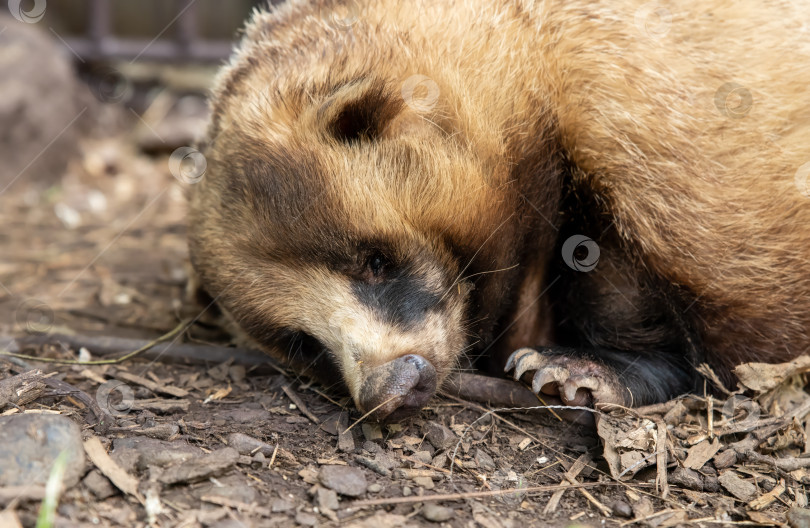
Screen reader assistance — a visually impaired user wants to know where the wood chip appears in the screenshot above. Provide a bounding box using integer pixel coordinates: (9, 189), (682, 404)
(83, 436), (143, 504)
(79, 368), (107, 385)
(130, 398), (190, 413)
(748, 511), (782, 525)
(712, 449), (737, 470)
(158, 447), (239, 485)
(683, 438), (721, 470)
(113, 370), (189, 398)
(317, 458), (347, 465)
(0, 369), (45, 408)
(355, 455), (392, 477)
(749, 479), (786, 510)
(395, 468), (440, 480)
(655, 420), (669, 499)
(718, 470), (757, 502)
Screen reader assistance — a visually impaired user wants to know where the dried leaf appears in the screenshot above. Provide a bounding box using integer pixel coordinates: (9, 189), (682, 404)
(734, 355), (810, 392)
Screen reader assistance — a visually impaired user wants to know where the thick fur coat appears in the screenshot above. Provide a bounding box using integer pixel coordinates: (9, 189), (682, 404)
(188, 0), (810, 419)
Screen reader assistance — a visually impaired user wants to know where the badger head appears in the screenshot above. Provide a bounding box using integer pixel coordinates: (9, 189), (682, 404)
(188, 7), (563, 421)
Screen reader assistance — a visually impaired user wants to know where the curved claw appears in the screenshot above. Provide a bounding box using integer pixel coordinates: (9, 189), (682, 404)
(562, 376), (599, 406)
(511, 349), (551, 382)
(504, 347), (536, 374)
(531, 365), (568, 395)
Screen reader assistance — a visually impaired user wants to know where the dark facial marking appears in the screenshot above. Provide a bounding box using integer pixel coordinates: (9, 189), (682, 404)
(351, 270), (443, 329)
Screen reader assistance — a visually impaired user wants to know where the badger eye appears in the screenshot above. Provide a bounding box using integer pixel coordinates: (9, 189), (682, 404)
(366, 251), (389, 277)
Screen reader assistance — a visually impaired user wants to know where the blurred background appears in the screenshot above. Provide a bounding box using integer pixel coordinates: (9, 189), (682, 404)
(0, 0), (271, 340)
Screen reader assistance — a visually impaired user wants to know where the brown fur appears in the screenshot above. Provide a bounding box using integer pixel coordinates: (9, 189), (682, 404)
(189, 0), (810, 410)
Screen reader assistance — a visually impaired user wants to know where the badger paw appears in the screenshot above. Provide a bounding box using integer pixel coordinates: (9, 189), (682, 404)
(504, 348), (629, 409)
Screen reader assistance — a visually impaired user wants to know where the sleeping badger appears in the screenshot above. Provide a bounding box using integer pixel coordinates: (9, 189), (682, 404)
(188, 0), (810, 422)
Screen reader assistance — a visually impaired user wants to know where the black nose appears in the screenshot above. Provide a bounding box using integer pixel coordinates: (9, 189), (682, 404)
(358, 354), (437, 422)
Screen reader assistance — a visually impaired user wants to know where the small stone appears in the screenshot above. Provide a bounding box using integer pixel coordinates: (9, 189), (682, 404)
(194, 480), (257, 504)
(0, 414), (85, 488)
(227, 432), (275, 456)
(632, 497), (655, 519)
(414, 450), (433, 464)
(220, 407), (271, 424)
(403, 486), (412, 497)
(270, 498), (294, 512)
(611, 500), (633, 518)
(295, 511), (318, 526)
(424, 422), (457, 450)
(367, 483), (383, 493)
(431, 452), (447, 469)
(363, 441), (384, 455)
(788, 507), (810, 528)
(316, 487), (339, 511)
(338, 428), (356, 452)
(669, 467), (703, 491)
(319, 465), (368, 497)
(412, 476), (435, 490)
(299, 465), (320, 484)
(474, 449), (496, 471)
(422, 503), (454, 522)
(82, 470), (116, 499)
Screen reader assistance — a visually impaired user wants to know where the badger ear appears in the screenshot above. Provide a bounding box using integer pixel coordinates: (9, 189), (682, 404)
(322, 79), (405, 143)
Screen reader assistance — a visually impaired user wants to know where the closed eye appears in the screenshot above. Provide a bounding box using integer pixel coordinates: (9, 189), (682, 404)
(366, 250), (389, 278)
(343, 248), (394, 284)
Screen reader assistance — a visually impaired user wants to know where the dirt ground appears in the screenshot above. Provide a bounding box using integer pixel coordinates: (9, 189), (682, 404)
(1, 28), (809, 528)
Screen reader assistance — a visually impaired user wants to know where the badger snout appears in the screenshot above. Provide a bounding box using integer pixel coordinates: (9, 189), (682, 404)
(358, 354), (437, 422)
